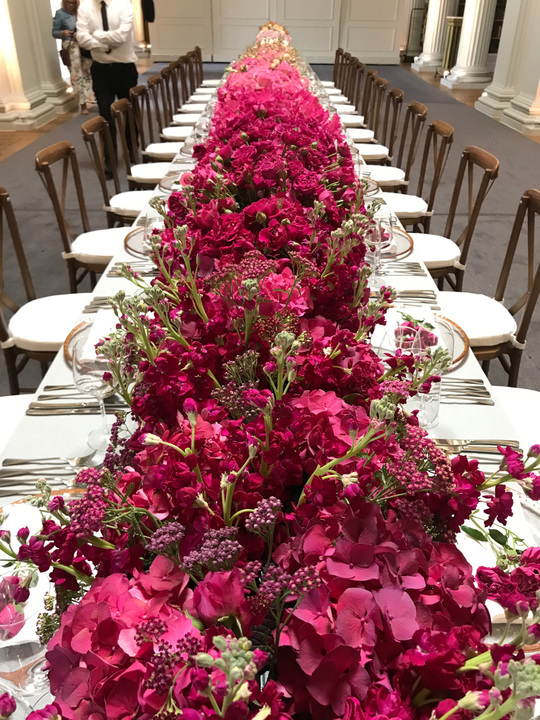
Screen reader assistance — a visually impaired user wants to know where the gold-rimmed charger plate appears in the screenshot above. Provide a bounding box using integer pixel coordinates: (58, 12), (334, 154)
(63, 321), (91, 366)
(124, 226), (151, 259)
(435, 314), (470, 369)
(363, 177), (380, 197)
(382, 227), (414, 260)
(158, 174), (181, 194)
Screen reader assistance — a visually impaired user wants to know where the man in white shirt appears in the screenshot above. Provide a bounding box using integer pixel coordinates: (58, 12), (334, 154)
(77, 0), (138, 172)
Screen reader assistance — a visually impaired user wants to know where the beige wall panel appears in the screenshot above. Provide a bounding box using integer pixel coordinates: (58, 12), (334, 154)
(219, 0), (270, 19)
(282, 0), (335, 21)
(346, 26), (396, 53)
(288, 25), (334, 52)
(151, 0), (212, 60)
(348, 0), (398, 22)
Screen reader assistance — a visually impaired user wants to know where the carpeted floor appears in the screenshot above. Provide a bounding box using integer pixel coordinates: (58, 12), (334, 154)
(1, 63), (539, 394)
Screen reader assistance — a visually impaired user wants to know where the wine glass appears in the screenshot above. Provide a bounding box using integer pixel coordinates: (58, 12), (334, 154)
(364, 220), (384, 288)
(71, 327), (114, 451)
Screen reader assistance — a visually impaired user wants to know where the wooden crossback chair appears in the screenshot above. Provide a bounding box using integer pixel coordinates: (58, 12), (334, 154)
(429, 146), (499, 291)
(0, 187), (91, 392)
(35, 141), (101, 291)
(478, 188), (540, 386)
(386, 119), (454, 233)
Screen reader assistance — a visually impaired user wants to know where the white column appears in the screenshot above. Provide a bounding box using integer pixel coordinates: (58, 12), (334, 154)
(500, 0), (540, 136)
(0, 0), (76, 130)
(441, 0), (496, 88)
(475, 0), (522, 119)
(411, 0), (459, 72)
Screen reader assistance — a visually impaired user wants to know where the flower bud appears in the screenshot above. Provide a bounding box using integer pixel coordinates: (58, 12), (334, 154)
(140, 433), (162, 446)
(195, 652), (215, 668)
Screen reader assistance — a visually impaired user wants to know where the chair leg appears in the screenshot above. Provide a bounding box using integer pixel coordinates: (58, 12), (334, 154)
(507, 350), (522, 388)
(437, 276), (444, 291)
(481, 360), (491, 376)
(90, 271), (97, 289)
(4, 348), (21, 395)
(40, 361), (49, 378)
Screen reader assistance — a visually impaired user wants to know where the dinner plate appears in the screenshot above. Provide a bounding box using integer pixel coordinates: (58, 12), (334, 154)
(382, 227), (414, 260)
(124, 226), (151, 259)
(436, 314), (470, 368)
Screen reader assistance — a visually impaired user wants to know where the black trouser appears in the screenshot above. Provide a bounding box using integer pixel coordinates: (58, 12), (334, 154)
(91, 61), (138, 166)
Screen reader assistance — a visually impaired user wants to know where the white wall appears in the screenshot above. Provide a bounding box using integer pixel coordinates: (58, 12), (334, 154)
(150, 0), (408, 63)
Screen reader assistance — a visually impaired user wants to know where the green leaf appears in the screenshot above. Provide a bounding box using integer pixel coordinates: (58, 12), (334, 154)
(462, 525), (487, 542)
(488, 528), (508, 547)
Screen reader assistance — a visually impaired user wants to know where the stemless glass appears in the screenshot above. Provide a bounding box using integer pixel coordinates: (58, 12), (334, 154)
(71, 328), (114, 451)
(364, 220), (384, 288)
(0, 581), (48, 703)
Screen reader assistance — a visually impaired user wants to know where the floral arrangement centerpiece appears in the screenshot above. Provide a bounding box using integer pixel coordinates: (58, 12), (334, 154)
(2, 23), (540, 720)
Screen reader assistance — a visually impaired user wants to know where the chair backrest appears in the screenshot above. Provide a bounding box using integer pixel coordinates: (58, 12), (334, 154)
(161, 66), (176, 126)
(415, 119), (454, 212)
(361, 68), (377, 119)
(186, 52), (198, 96)
(130, 84), (156, 148)
(347, 59), (366, 111)
(147, 74), (169, 134)
(444, 145), (499, 270)
(495, 188), (540, 348)
(394, 100), (428, 180)
(174, 55), (190, 108)
(379, 87), (404, 159)
(192, 45), (204, 86)
(111, 98), (140, 177)
(366, 76), (387, 138)
(333, 47), (344, 87)
(35, 141), (91, 255)
(339, 52), (353, 99)
(81, 116), (120, 206)
(0, 187), (36, 346)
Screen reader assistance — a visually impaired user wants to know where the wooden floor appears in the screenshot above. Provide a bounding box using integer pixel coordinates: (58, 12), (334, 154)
(0, 58), (538, 161)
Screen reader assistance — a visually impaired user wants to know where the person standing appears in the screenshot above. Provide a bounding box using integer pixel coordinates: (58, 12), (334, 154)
(76, 0), (138, 169)
(52, 0), (95, 115)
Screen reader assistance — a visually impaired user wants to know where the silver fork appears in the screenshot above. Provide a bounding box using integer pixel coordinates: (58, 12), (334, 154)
(2, 450), (97, 467)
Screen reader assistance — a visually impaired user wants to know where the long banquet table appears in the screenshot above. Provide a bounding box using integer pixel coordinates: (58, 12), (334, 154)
(2, 69), (540, 716)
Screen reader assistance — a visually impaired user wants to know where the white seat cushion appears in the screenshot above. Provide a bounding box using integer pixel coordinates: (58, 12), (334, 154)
(144, 142), (184, 159)
(161, 126), (194, 141)
(202, 79), (220, 87)
(381, 192), (428, 217)
(321, 80), (335, 88)
(407, 233), (460, 269)
(437, 291), (517, 347)
(109, 190), (155, 217)
(71, 227), (129, 265)
(348, 128), (375, 142)
(333, 104), (357, 114)
(9, 293), (93, 352)
(341, 114), (364, 128)
(193, 87), (213, 95)
(356, 143), (388, 161)
(0, 395), (36, 455)
(330, 94), (349, 104)
(172, 113), (201, 125)
(326, 87), (343, 96)
(368, 166), (406, 186)
(178, 103), (205, 113)
(129, 162), (171, 183)
(188, 94), (212, 103)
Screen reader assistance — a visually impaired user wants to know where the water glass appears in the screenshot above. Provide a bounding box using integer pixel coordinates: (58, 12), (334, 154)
(406, 381), (441, 429)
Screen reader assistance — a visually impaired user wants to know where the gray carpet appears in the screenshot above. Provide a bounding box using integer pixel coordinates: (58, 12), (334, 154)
(1, 63), (539, 393)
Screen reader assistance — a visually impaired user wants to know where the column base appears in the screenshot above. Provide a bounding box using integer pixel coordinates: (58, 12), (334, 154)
(411, 54), (443, 73)
(440, 73), (492, 90)
(41, 79), (78, 114)
(501, 94), (540, 136)
(475, 83), (516, 119)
